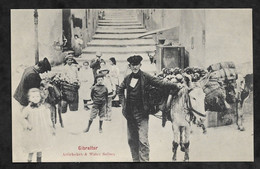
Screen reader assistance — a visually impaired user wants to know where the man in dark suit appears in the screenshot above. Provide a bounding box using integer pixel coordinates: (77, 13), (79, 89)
(14, 57), (51, 107)
(118, 55), (181, 162)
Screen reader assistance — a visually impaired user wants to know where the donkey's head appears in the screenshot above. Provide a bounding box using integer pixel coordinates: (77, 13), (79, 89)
(188, 84), (206, 123)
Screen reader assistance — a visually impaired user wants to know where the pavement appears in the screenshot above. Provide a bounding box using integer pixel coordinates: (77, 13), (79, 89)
(12, 96), (253, 162)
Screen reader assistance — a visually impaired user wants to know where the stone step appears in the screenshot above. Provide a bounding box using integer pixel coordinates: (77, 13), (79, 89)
(87, 39), (156, 47)
(98, 22), (142, 26)
(104, 17), (137, 20)
(99, 20), (139, 23)
(96, 28), (147, 34)
(104, 12), (136, 15)
(104, 16), (137, 20)
(104, 14), (136, 17)
(82, 46), (156, 54)
(92, 33), (153, 40)
(105, 10), (136, 13)
(104, 11), (136, 14)
(98, 25), (144, 29)
(105, 10), (135, 13)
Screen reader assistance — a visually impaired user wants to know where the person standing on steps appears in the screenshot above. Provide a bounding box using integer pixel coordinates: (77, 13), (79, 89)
(73, 35), (83, 58)
(118, 55), (182, 162)
(84, 74), (108, 133)
(90, 51), (105, 81)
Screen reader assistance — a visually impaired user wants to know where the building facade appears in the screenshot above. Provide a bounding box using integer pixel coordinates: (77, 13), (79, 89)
(138, 9), (252, 75)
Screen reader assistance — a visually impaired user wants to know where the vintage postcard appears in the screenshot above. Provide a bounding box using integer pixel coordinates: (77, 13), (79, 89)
(11, 9), (253, 162)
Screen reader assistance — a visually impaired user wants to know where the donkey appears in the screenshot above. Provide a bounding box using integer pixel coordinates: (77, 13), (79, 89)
(169, 82), (206, 161)
(234, 73), (253, 131)
(40, 77), (64, 128)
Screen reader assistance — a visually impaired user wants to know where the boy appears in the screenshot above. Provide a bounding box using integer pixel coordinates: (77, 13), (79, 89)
(98, 66), (116, 121)
(84, 74), (108, 133)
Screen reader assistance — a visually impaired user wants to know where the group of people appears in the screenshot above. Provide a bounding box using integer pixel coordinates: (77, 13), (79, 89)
(13, 52), (122, 162)
(81, 51), (120, 133)
(61, 52), (120, 118)
(13, 58), (53, 162)
(13, 51), (185, 162)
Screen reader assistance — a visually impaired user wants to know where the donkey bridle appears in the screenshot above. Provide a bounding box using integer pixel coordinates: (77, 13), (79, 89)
(187, 87), (206, 118)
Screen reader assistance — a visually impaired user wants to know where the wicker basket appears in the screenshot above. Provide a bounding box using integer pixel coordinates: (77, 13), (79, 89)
(61, 82), (79, 103)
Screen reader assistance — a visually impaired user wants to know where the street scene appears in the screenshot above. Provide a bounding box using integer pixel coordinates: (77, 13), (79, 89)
(11, 9), (253, 162)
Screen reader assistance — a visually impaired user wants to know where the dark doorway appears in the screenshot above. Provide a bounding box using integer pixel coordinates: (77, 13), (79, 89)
(72, 14), (82, 28)
(62, 9), (72, 50)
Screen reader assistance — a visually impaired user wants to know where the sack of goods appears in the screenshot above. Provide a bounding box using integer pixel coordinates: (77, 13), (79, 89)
(207, 62), (238, 81)
(202, 80), (227, 112)
(207, 61), (236, 72)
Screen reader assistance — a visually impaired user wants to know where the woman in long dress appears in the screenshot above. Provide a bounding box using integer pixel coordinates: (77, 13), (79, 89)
(79, 61), (94, 110)
(108, 57), (120, 107)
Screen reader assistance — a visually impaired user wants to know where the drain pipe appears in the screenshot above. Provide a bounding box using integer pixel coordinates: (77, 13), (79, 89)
(34, 9), (39, 64)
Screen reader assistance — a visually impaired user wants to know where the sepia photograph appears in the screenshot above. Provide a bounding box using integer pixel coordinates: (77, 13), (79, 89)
(11, 9), (253, 162)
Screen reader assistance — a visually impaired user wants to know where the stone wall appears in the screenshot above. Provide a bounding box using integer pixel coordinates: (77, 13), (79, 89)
(11, 9), (35, 68)
(11, 9), (63, 68)
(38, 9), (63, 65)
(140, 9), (252, 72)
(141, 9), (206, 67)
(205, 9), (252, 75)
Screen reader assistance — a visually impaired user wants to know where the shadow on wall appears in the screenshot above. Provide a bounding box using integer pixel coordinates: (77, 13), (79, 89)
(49, 51), (67, 66)
(185, 50), (190, 68)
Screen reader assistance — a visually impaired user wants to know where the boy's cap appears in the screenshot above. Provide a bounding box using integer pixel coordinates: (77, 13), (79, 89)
(64, 54), (78, 64)
(95, 73), (104, 80)
(96, 51), (102, 57)
(98, 65), (110, 74)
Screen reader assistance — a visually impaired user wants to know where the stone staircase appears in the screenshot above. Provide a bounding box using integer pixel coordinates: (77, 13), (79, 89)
(77, 9), (156, 74)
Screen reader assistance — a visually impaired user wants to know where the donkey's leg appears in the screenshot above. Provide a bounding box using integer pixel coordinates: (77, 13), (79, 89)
(172, 124), (179, 161)
(57, 103), (64, 128)
(201, 123), (207, 134)
(179, 126), (185, 152)
(183, 126), (191, 162)
(50, 105), (56, 129)
(172, 140), (179, 161)
(197, 120), (207, 134)
(54, 106), (57, 124)
(237, 102), (245, 131)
